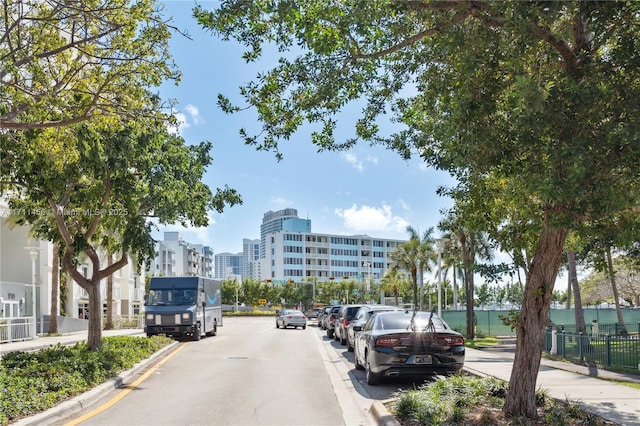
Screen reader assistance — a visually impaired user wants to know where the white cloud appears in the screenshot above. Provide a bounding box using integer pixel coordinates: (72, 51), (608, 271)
(341, 152), (363, 172)
(334, 204), (409, 235)
(185, 104), (203, 125)
(340, 152), (380, 172)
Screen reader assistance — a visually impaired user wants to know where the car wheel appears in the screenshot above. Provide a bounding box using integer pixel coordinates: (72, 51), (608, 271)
(327, 329), (334, 338)
(302, 325), (306, 329)
(347, 338), (354, 352)
(276, 321), (279, 329)
(354, 349), (364, 370)
(340, 333), (346, 345)
(365, 354), (381, 385)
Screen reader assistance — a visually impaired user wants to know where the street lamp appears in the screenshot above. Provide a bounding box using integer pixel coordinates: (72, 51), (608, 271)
(418, 259), (424, 311)
(24, 240), (40, 340)
(362, 261), (371, 293)
(435, 238), (447, 318)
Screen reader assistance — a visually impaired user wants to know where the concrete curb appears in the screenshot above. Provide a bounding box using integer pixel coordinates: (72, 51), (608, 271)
(10, 341), (180, 426)
(370, 400), (401, 426)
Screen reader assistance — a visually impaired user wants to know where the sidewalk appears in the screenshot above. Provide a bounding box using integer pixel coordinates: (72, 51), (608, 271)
(0, 329), (146, 356)
(464, 341), (640, 426)
(2, 331), (640, 425)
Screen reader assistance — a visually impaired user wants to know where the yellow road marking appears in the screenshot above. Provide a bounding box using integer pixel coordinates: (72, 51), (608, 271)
(64, 343), (187, 426)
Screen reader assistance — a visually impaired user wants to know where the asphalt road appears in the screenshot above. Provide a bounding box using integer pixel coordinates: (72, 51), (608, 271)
(54, 317), (377, 426)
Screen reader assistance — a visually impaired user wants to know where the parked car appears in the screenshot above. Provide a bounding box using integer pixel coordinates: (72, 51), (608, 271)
(334, 304), (364, 345)
(305, 308), (323, 319)
(353, 310), (465, 385)
(346, 305), (404, 352)
(325, 305), (342, 338)
(318, 305), (334, 330)
(275, 309), (307, 329)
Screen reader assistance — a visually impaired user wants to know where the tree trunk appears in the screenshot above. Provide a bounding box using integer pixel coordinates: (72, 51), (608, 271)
(87, 280), (103, 350)
(565, 258), (572, 309)
(460, 232), (475, 340)
(452, 269), (458, 310)
(105, 254), (114, 330)
(503, 225), (568, 419)
(606, 248), (627, 335)
(48, 243), (59, 334)
(568, 251), (586, 333)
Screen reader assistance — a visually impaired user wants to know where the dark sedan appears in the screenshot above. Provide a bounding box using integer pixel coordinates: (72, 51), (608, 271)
(353, 311), (465, 385)
(346, 305), (403, 352)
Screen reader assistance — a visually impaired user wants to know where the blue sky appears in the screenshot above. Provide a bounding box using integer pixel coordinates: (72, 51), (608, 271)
(154, 1), (458, 256)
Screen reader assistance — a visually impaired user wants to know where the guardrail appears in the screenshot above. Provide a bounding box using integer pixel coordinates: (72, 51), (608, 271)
(0, 317), (34, 343)
(544, 324), (640, 371)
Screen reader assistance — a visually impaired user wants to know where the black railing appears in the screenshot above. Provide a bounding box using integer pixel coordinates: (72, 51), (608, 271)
(543, 323), (640, 371)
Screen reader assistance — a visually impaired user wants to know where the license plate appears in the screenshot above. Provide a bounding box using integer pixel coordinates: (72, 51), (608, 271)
(413, 355), (432, 364)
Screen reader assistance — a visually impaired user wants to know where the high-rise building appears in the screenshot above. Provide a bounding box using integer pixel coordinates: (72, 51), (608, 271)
(214, 252), (242, 280)
(242, 238), (260, 281)
(260, 208), (310, 259)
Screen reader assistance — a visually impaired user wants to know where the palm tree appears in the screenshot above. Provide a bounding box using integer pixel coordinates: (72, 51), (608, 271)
(439, 212), (493, 339)
(390, 226), (435, 316)
(379, 268), (405, 306)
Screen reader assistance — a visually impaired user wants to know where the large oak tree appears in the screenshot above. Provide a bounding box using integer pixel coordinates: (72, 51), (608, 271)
(1, 108), (242, 350)
(1, 0), (179, 131)
(195, 1), (640, 419)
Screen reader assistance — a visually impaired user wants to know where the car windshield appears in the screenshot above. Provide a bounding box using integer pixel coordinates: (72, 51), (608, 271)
(147, 289), (196, 306)
(376, 312), (448, 331)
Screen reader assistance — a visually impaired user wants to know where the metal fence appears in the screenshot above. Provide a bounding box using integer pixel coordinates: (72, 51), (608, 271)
(0, 317), (34, 343)
(543, 323), (640, 371)
(103, 315), (144, 329)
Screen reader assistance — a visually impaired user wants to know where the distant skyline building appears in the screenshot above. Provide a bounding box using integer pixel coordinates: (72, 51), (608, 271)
(259, 208), (310, 259)
(242, 238), (261, 281)
(214, 252), (242, 280)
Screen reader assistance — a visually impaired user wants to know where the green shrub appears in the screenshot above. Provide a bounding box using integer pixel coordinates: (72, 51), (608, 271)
(392, 375), (602, 425)
(0, 335), (172, 425)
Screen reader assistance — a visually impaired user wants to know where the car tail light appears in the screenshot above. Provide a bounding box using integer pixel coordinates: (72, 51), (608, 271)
(436, 335), (465, 346)
(375, 334), (414, 347)
(342, 319), (349, 327)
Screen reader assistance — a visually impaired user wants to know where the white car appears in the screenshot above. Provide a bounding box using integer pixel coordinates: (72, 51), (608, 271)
(276, 310), (307, 329)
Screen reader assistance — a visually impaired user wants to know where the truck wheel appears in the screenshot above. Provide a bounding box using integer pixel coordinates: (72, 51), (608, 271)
(207, 321), (217, 336)
(192, 324), (201, 341)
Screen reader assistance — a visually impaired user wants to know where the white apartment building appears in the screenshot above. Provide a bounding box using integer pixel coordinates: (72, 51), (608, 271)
(261, 230), (404, 282)
(0, 199), (145, 331)
(147, 232), (214, 278)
